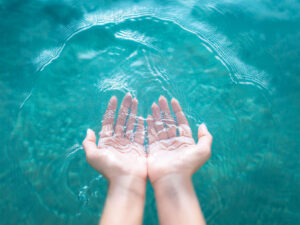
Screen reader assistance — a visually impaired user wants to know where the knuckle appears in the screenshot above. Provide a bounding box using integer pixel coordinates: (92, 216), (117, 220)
(85, 151), (95, 163)
(199, 146), (211, 159)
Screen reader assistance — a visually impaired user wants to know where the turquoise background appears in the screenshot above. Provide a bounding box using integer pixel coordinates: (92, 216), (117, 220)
(0, 0), (299, 224)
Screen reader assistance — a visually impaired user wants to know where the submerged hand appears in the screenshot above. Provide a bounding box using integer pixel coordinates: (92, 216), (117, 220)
(82, 94), (211, 225)
(82, 93), (147, 184)
(83, 93), (147, 225)
(146, 96), (213, 184)
(146, 97), (212, 225)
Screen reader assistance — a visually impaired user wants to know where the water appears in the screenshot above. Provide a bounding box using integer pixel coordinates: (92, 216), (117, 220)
(0, 0), (299, 224)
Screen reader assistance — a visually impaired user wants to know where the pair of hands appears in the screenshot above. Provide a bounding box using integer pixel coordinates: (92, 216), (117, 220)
(82, 93), (212, 190)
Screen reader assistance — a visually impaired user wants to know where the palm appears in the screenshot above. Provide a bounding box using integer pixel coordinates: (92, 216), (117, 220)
(83, 94), (147, 181)
(97, 137), (147, 179)
(146, 97), (212, 183)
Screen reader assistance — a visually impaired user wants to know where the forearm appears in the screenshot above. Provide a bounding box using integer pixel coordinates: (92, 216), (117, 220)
(153, 174), (206, 225)
(99, 175), (146, 225)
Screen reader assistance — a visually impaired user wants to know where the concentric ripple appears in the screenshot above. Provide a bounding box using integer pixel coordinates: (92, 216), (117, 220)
(34, 1), (270, 90)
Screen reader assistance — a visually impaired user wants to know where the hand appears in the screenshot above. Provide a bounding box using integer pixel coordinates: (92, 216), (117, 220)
(146, 96), (213, 185)
(82, 93), (147, 186)
(83, 93), (147, 225)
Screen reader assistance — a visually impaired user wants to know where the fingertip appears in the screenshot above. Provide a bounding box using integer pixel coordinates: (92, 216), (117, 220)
(171, 97), (178, 104)
(171, 98), (178, 107)
(111, 95), (117, 101)
(110, 95), (117, 101)
(198, 124), (205, 136)
(159, 95), (167, 102)
(171, 98), (181, 112)
(151, 102), (158, 109)
(124, 92), (132, 101)
(122, 92), (132, 107)
(198, 123), (212, 140)
(200, 123), (208, 132)
(110, 96), (118, 107)
(83, 129), (97, 154)
(159, 96), (169, 109)
(132, 98), (138, 104)
(87, 128), (94, 136)
(86, 129), (96, 141)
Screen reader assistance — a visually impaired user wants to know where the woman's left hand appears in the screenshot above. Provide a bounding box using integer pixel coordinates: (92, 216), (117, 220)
(82, 93), (147, 186)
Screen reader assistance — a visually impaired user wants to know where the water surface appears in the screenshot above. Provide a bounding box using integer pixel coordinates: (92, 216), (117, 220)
(0, 0), (299, 224)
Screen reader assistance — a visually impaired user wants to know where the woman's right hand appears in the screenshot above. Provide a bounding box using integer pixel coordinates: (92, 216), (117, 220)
(146, 96), (213, 186)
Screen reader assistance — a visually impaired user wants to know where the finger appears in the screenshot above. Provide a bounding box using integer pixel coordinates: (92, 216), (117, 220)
(125, 98), (138, 141)
(115, 93), (132, 137)
(151, 102), (168, 140)
(171, 98), (192, 138)
(82, 129), (97, 158)
(135, 117), (145, 145)
(159, 96), (176, 138)
(146, 115), (157, 145)
(197, 123), (213, 147)
(99, 96), (117, 138)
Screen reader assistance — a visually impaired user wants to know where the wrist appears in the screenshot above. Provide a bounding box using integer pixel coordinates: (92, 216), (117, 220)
(108, 175), (147, 199)
(152, 173), (192, 196)
(152, 174), (206, 225)
(101, 175), (146, 225)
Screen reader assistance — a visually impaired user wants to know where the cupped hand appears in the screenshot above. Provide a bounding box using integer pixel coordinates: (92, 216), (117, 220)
(146, 96), (213, 184)
(82, 93), (147, 184)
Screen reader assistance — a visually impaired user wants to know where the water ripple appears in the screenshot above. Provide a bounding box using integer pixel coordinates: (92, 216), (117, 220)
(33, 1), (270, 92)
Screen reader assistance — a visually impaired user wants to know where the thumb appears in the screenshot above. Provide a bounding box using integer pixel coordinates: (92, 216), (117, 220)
(197, 123), (213, 147)
(82, 129), (97, 156)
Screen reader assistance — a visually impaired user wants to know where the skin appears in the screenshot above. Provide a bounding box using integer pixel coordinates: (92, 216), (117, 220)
(82, 94), (213, 225)
(82, 93), (147, 225)
(147, 96), (213, 225)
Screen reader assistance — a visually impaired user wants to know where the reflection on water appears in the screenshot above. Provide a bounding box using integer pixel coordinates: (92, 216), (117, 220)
(34, 2), (270, 90)
(0, 0), (299, 225)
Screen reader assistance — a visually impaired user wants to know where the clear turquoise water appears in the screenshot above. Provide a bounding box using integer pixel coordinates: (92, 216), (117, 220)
(0, 0), (299, 224)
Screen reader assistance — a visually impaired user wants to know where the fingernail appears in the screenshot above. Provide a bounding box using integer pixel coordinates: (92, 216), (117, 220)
(151, 102), (157, 108)
(200, 123), (207, 132)
(87, 128), (92, 135)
